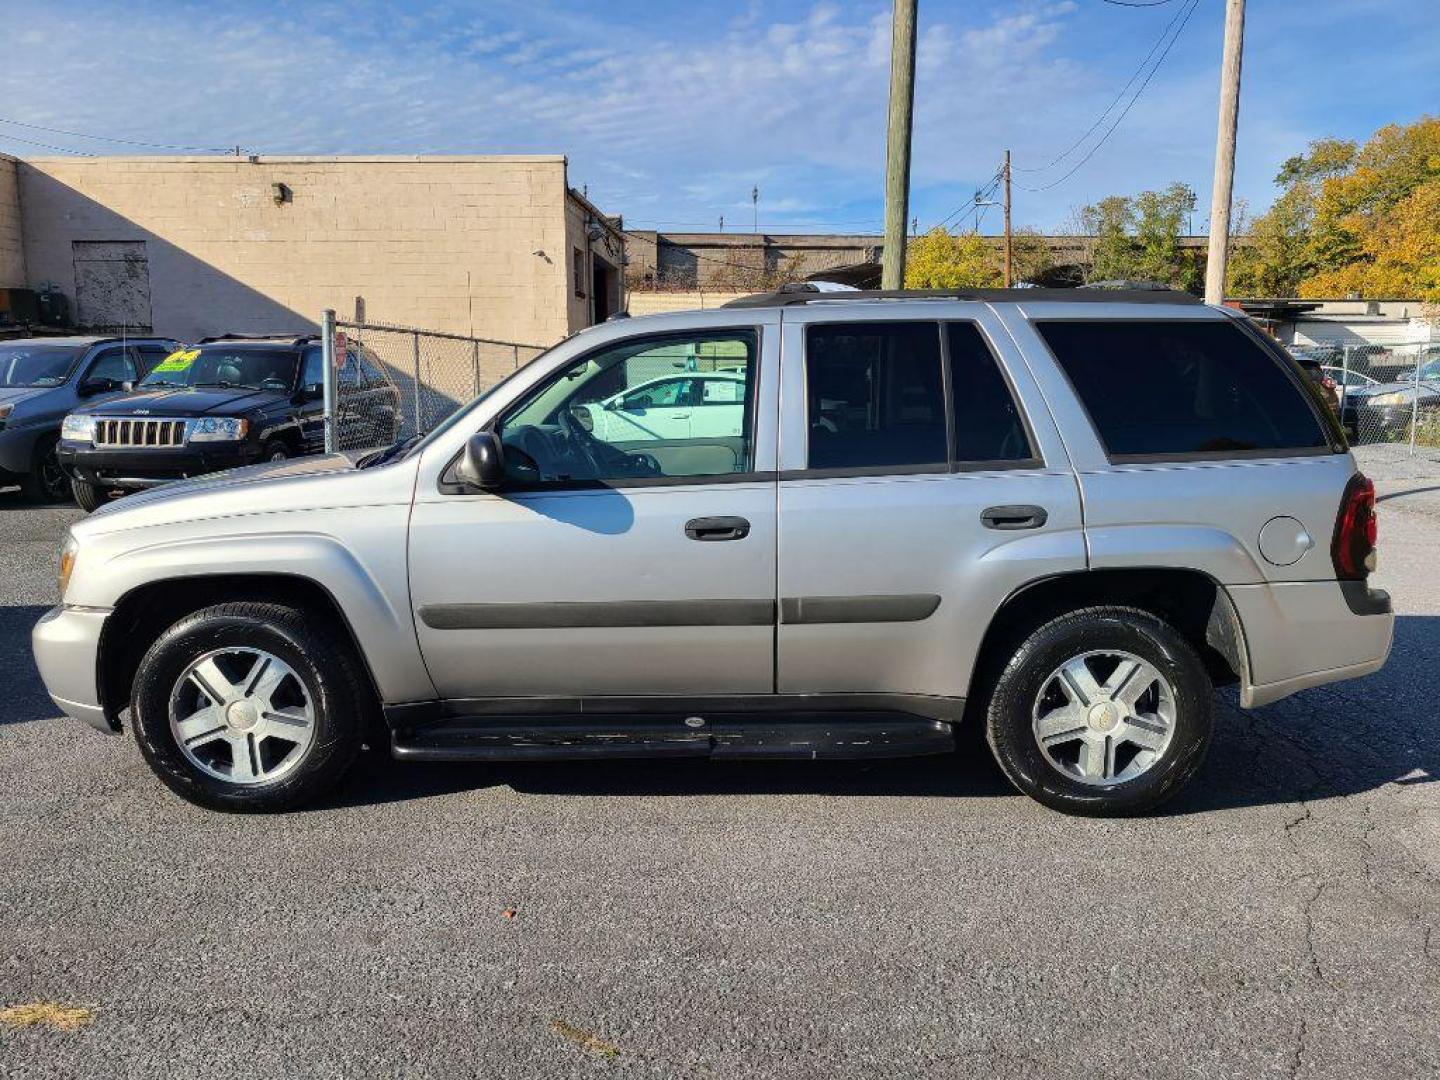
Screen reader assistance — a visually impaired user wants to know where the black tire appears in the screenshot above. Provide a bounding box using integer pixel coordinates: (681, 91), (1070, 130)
(130, 601), (371, 812)
(20, 434), (69, 503)
(70, 476), (113, 513)
(260, 438), (290, 462)
(984, 606), (1213, 817)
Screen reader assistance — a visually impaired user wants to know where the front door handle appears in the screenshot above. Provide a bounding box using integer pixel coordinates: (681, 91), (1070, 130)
(685, 516), (751, 542)
(981, 504), (1048, 530)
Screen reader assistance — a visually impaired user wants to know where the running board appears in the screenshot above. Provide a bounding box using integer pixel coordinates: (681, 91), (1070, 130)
(390, 713), (956, 763)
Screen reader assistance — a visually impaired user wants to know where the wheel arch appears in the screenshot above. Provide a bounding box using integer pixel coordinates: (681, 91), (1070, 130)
(97, 572), (386, 729)
(965, 567), (1249, 711)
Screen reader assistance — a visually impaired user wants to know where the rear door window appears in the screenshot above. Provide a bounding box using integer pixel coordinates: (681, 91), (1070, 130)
(947, 323), (1034, 465)
(1037, 319), (1329, 459)
(805, 322), (946, 470)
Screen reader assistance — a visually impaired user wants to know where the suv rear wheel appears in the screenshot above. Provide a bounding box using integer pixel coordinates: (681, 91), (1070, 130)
(984, 606), (1213, 816)
(129, 601), (369, 812)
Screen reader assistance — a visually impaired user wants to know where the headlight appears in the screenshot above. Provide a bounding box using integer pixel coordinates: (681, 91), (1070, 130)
(1368, 392), (1410, 407)
(58, 533), (78, 598)
(189, 417), (249, 442)
(60, 414), (96, 443)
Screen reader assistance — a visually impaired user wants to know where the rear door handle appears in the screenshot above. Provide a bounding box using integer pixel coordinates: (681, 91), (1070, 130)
(685, 516), (751, 542)
(981, 504), (1048, 530)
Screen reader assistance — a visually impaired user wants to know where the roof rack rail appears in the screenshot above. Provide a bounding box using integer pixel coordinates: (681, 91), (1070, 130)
(197, 332), (319, 345)
(721, 284), (1202, 309)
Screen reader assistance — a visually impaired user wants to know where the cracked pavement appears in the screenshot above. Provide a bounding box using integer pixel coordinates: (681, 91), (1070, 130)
(1, 447), (1437, 1079)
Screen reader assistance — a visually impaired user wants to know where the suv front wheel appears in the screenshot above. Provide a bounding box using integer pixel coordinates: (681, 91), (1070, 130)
(984, 606), (1214, 816)
(130, 602), (370, 812)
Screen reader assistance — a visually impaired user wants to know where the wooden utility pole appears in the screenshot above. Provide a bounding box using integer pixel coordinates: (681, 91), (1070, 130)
(1003, 149), (1013, 288)
(880, 0), (918, 290)
(1204, 0), (1246, 305)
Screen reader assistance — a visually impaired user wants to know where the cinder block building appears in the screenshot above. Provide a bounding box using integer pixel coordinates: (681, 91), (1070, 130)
(0, 153), (624, 346)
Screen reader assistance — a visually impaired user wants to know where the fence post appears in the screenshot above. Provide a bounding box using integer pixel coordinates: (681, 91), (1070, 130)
(1411, 348), (1421, 458)
(321, 308), (337, 454)
(472, 339), (480, 399)
(412, 332), (423, 436)
(1341, 346), (1350, 440)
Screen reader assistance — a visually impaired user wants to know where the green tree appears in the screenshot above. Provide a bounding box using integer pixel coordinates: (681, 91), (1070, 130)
(904, 228), (1003, 288)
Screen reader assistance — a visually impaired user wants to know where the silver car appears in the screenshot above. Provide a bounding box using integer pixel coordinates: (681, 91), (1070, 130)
(32, 287), (1393, 815)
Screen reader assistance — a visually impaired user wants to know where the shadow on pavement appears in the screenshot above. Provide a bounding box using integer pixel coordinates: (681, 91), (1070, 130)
(1, 606), (59, 725)
(318, 616), (1438, 812)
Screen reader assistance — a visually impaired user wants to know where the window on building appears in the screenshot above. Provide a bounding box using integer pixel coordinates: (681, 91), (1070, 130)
(573, 247), (587, 298)
(805, 321), (946, 470)
(947, 323), (1034, 464)
(1037, 320), (1329, 459)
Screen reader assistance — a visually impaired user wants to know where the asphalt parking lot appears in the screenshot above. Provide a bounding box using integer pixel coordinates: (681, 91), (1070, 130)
(2, 449), (1438, 1079)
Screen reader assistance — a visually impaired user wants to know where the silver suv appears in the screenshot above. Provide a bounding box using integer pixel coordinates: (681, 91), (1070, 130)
(32, 288), (1394, 815)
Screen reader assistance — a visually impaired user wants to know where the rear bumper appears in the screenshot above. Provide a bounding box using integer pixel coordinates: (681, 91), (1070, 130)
(1228, 580), (1394, 708)
(58, 441), (260, 488)
(31, 604), (115, 733)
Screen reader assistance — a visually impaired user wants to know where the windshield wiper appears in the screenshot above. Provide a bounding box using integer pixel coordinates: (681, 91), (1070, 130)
(358, 433), (423, 468)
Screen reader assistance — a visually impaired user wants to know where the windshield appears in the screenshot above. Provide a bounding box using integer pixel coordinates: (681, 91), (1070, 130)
(0, 344), (83, 388)
(140, 346), (298, 391)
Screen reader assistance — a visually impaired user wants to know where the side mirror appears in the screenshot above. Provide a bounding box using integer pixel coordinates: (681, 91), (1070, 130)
(454, 431), (506, 491)
(78, 377), (114, 397)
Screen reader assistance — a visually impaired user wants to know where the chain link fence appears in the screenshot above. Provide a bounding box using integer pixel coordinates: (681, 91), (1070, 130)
(324, 315), (546, 454)
(1305, 342), (1440, 461)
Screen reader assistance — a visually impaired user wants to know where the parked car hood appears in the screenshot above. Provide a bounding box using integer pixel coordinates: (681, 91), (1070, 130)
(86, 452), (355, 520)
(0, 386), (53, 410)
(1345, 378), (1440, 402)
(72, 386), (285, 417)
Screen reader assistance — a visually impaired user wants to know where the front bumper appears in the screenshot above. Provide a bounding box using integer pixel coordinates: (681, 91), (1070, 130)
(58, 441), (259, 488)
(32, 604), (115, 733)
(1228, 579), (1394, 708)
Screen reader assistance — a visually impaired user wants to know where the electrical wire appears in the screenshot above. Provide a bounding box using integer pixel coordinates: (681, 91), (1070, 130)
(1101, 0), (1180, 7)
(0, 115), (235, 154)
(1016, 0), (1195, 174)
(923, 167), (1005, 235)
(1013, 0), (1201, 193)
(0, 130), (91, 155)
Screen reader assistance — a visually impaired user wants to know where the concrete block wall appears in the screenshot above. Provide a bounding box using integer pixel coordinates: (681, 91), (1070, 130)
(0, 155), (25, 288)
(16, 155), (580, 345)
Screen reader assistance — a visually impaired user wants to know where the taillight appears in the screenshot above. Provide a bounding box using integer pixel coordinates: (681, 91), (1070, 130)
(1332, 473), (1377, 580)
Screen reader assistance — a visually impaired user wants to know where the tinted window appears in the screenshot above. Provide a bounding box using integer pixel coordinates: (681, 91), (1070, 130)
(1038, 320), (1328, 458)
(0, 344), (82, 387)
(135, 345), (175, 375)
(806, 322), (945, 470)
(498, 330), (757, 483)
(87, 347), (138, 384)
(300, 347), (324, 389)
(948, 323), (1033, 463)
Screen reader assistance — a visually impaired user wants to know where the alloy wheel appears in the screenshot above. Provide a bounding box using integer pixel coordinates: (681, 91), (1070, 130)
(1031, 649), (1177, 786)
(168, 647), (316, 785)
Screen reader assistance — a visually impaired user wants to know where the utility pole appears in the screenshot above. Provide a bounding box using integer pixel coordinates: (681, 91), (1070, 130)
(1204, 0), (1245, 305)
(751, 186), (759, 234)
(1003, 149), (1013, 288)
(880, 0), (918, 290)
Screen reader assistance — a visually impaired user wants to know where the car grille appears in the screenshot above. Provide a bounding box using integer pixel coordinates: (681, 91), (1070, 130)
(93, 418), (188, 448)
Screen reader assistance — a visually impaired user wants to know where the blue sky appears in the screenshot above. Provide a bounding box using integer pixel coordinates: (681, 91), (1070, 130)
(2, 0), (1434, 233)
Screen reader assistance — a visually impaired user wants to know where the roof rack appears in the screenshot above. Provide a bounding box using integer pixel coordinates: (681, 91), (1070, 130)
(197, 332), (319, 345)
(721, 283), (1202, 308)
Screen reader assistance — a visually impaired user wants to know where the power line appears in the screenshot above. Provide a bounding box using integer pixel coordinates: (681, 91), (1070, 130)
(0, 115), (235, 154)
(1101, 0), (1180, 7)
(1017, 0), (1195, 175)
(0, 130), (90, 155)
(925, 167), (1005, 234)
(1013, 0), (1201, 194)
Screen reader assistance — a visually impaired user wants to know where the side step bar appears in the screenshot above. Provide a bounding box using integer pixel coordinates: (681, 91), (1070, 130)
(391, 713), (956, 763)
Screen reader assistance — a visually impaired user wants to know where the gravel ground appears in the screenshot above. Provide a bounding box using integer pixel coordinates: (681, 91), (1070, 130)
(1, 458), (1437, 1080)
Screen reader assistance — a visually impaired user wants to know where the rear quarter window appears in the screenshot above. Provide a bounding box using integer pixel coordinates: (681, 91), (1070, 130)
(1037, 319), (1331, 459)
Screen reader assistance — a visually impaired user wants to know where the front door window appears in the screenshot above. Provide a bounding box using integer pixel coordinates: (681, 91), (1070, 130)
(496, 330), (757, 483)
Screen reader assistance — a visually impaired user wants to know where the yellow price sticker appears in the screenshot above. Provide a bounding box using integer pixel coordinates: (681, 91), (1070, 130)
(154, 348), (200, 373)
